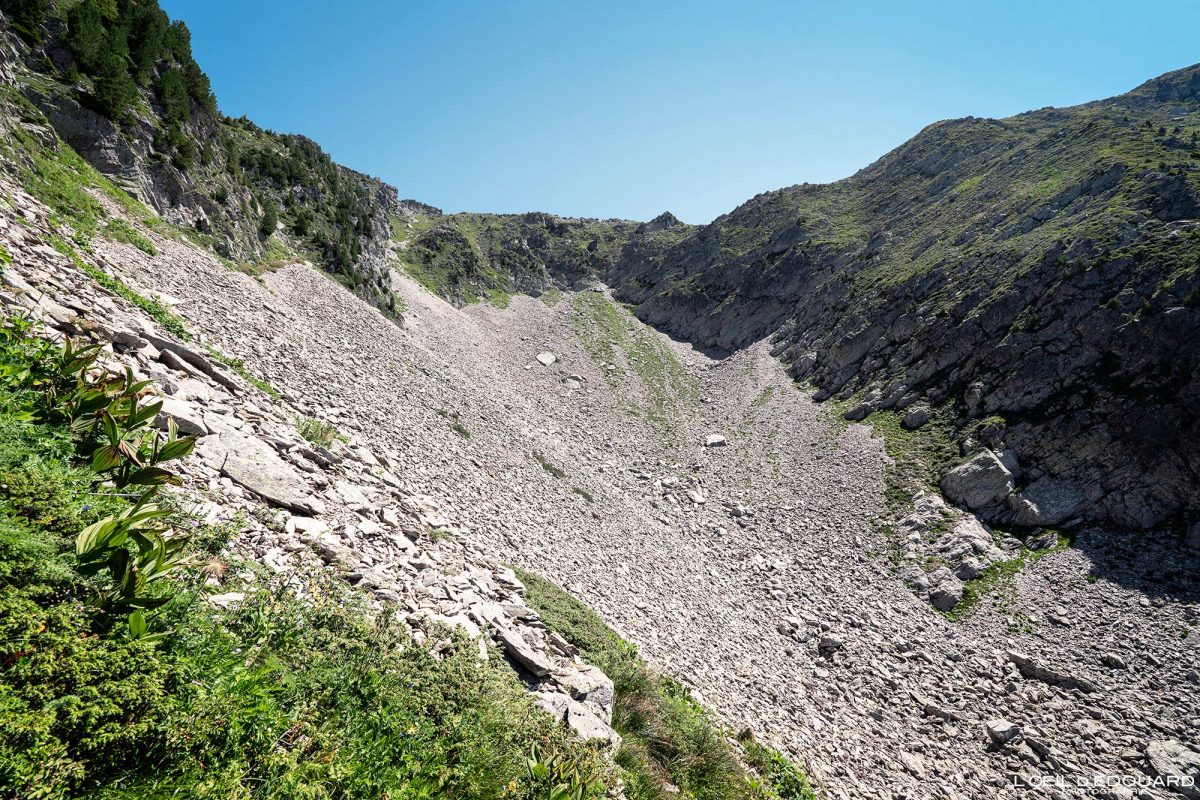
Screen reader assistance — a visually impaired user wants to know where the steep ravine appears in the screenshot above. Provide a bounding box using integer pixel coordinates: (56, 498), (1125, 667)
(78, 194), (1200, 800)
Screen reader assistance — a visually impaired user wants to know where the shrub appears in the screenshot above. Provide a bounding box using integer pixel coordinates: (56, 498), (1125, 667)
(6, 0), (50, 43)
(101, 218), (157, 254)
(259, 203), (279, 237)
(295, 415), (343, 448)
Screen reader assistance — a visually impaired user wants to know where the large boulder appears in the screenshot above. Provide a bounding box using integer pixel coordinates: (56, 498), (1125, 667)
(940, 450), (1015, 510)
(200, 432), (324, 515)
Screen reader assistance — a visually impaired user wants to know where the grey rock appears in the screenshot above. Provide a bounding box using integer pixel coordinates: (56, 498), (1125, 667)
(555, 664), (616, 717)
(704, 434), (727, 447)
(1025, 529), (1058, 551)
(145, 333), (241, 393)
(940, 450), (1015, 510)
(818, 634), (843, 656)
(154, 395), (208, 436)
(1145, 740), (1200, 799)
(985, 718), (1022, 746)
(203, 432), (324, 514)
(901, 403), (932, 429)
(493, 625), (552, 677)
(565, 700), (621, 747)
(929, 576), (964, 611)
(113, 329), (150, 350)
(206, 591), (246, 610)
(536, 351), (557, 366)
(1007, 650), (1098, 693)
(842, 402), (873, 422)
(1008, 477), (1086, 526)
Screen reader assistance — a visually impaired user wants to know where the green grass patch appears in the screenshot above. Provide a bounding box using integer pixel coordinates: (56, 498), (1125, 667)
(205, 346), (281, 399)
(832, 402), (958, 515)
(513, 567), (816, 800)
(294, 415), (345, 448)
(435, 408), (471, 439)
(571, 292), (698, 435)
(534, 450), (567, 479)
(945, 530), (1072, 621)
(232, 234), (298, 276)
(100, 218), (157, 255)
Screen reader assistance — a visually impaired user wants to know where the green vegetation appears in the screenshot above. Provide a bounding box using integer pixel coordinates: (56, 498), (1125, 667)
(100, 217), (157, 255)
(571, 292), (697, 434)
(3, 1), (399, 312)
(294, 414), (344, 448)
(399, 213), (640, 306)
(7, 0), (51, 43)
(60, 0), (216, 126)
(513, 567), (816, 800)
(944, 530), (1070, 621)
(435, 408), (471, 439)
(534, 450), (568, 479)
(205, 346), (281, 398)
(833, 403), (958, 515)
(0, 101), (155, 242)
(227, 120), (384, 287)
(0, 313), (609, 798)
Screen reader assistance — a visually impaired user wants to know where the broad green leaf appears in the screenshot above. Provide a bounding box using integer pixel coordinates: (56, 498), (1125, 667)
(92, 444), (122, 472)
(127, 610), (148, 639)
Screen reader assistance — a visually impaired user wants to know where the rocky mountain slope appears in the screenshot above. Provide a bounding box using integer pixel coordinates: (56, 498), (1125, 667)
(8, 0), (1196, 535)
(4, 167), (1197, 798)
(2, 3), (1200, 798)
(399, 68), (1200, 537)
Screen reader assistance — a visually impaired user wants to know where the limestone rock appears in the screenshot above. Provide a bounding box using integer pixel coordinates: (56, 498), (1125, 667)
(203, 431), (324, 515)
(985, 719), (1022, 746)
(493, 625), (552, 677)
(1146, 740), (1200, 799)
(1007, 650), (1098, 693)
(940, 450), (1015, 510)
(154, 395), (208, 436)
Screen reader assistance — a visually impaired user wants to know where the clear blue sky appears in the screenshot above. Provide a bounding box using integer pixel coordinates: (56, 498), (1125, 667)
(161, 0), (1200, 223)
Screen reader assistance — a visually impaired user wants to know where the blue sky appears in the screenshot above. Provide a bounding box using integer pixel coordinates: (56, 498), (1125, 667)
(161, 0), (1200, 223)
